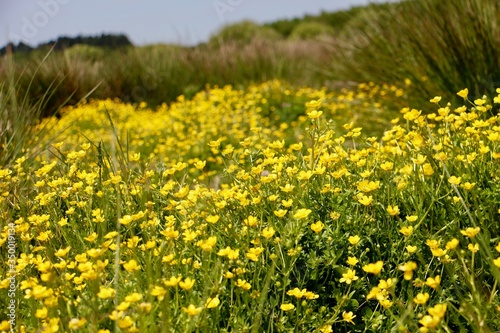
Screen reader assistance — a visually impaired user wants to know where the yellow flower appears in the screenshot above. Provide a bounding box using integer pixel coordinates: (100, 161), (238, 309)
(362, 261), (384, 275)
(379, 299), (393, 309)
(205, 296), (220, 309)
(54, 247), (71, 257)
(310, 221), (324, 234)
(164, 276), (182, 287)
(445, 238), (459, 250)
(474, 98), (486, 106)
(340, 269), (359, 284)
(366, 287), (383, 300)
(206, 215), (220, 224)
(319, 325), (333, 333)
(286, 288), (304, 299)
(174, 186), (190, 198)
(461, 227), (480, 238)
(387, 205), (400, 216)
(405, 215), (418, 222)
(398, 261), (417, 280)
(246, 247), (264, 261)
(58, 217), (68, 226)
(346, 256), (359, 266)
(468, 243), (479, 253)
(68, 318), (87, 329)
(280, 303), (295, 311)
(138, 302), (152, 313)
(348, 235), (361, 245)
(129, 152), (141, 161)
(306, 99), (323, 109)
(182, 304), (202, 316)
(342, 311), (356, 324)
(492, 257), (500, 268)
(35, 307), (48, 319)
(425, 239), (440, 249)
(118, 215), (133, 225)
(461, 182), (476, 191)
(273, 209), (288, 218)
(399, 226), (413, 237)
(413, 292), (429, 305)
(109, 310), (124, 321)
(428, 303), (447, 319)
(262, 227), (276, 239)
(123, 259), (141, 273)
(303, 291), (319, 300)
(179, 278), (195, 291)
(235, 279), (251, 290)
(378, 278), (395, 289)
(307, 110), (323, 119)
(425, 275), (441, 289)
(151, 286), (167, 300)
(84, 232), (98, 242)
(227, 248), (239, 260)
(406, 245), (417, 254)
(97, 287), (116, 299)
(419, 315), (441, 329)
(404, 109), (421, 121)
(380, 161), (394, 171)
(448, 176), (462, 185)
(194, 160), (206, 170)
(293, 208), (312, 219)
(125, 293), (143, 303)
(117, 316), (134, 329)
(0, 321), (10, 331)
(430, 96), (442, 104)
(357, 194), (373, 206)
(357, 180), (380, 192)
(422, 163), (434, 176)
(412, 154), (427, 165)
(244, 216), (258, 227)
(457, 88), (468, 99)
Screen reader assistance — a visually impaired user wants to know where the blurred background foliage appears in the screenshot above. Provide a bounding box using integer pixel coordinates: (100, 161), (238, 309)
(1, 0), (499, 119)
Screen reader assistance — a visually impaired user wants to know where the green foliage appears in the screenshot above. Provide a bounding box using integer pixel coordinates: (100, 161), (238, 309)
(64, 45), (106, 62)
(208, 20), (282, 46)
(0, 39), (334, 113)
(0, 52), (62, 166)
(333, 0), (500, 109)
(289, 22), (335, 40)
(265, 5), (386, 37)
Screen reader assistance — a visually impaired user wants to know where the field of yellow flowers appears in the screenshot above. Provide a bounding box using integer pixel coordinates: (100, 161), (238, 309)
(2, 81), (500, 332)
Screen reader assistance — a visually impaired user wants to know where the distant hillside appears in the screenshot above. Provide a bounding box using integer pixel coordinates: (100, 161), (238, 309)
(0, 33), (132, 56)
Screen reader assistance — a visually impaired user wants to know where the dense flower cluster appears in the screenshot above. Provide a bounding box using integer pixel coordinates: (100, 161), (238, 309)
(1, 82), (500, 332)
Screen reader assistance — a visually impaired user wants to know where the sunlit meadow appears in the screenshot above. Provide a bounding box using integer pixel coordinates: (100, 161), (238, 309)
(2, 80), (500, 332)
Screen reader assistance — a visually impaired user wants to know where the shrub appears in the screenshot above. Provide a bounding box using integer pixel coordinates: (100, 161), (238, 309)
(209, 20), (282, 47)
(333, 0), (500, 108)
(64, 44), (106, 62)
(289, 21), (335, 40)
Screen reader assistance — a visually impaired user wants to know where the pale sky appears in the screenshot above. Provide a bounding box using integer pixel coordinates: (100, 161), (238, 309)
(0, 0), (396, 47)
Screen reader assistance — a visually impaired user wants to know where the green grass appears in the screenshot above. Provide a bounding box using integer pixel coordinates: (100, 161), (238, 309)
(332, 0), (500, 109)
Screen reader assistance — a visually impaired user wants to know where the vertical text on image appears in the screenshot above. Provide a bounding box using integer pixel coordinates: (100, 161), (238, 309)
(6, 222), (17, 332)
